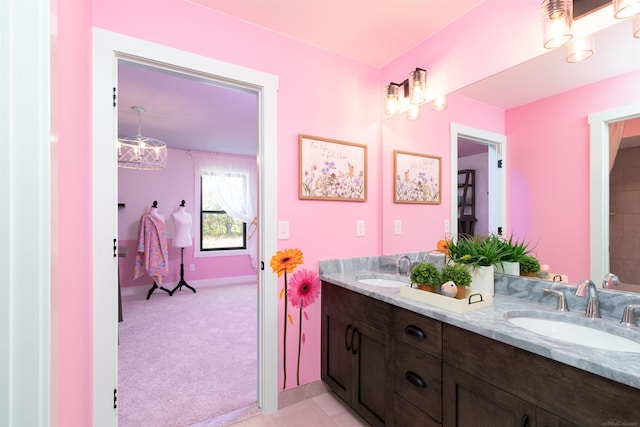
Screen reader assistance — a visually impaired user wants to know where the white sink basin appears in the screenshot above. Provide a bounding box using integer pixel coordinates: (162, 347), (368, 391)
(506, 314), (640, 353)
(357, 277), (408, 288)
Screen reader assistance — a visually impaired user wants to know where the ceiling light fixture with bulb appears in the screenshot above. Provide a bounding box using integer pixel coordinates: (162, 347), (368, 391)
(541, 0), (640, 64)
(118, 106), (168, 170)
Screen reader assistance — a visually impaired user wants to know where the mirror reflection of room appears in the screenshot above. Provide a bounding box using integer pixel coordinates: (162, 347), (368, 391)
(609, 117), (640, 292)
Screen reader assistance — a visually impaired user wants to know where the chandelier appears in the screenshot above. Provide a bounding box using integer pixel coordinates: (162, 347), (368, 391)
(118, 106), (168, 170)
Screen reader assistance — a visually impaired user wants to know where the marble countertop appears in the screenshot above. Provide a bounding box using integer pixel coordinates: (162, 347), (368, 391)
(320, 266), (640, 390)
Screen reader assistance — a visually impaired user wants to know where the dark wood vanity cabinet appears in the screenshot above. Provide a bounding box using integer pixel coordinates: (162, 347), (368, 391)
(443, 324), (640, 427)
(321, 283), (640, 427)
(321, 281), (393, 427)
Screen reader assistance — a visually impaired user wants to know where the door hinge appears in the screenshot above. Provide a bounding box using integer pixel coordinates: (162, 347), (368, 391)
(497, 227), (503, 236)
(113, 238), (117, 258)
(497, 159), (503, 168)
(113, 87), (117, 107)
(113, 388), (118, 409)
(261, 261), (264, 270)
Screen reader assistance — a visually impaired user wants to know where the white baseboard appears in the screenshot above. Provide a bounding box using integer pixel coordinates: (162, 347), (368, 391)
(121, 275), (257, 297)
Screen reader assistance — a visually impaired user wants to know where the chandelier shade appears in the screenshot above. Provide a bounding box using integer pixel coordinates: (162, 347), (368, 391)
(118, 106), (168, 170)
(613, 0), (640, 19)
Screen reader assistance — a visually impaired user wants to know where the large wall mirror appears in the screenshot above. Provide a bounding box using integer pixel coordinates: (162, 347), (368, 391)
(381, 17), (640, 290)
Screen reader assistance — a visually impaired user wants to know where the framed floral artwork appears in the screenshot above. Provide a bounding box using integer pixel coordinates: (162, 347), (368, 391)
(394, 150), (441, 204)
(298, 134), (367, 201)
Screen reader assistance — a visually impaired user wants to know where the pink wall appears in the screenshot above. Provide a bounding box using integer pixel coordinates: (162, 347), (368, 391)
(507, 69), (640, 281)
(381, 94), (504, 255)
(459, 151), (490, 236)
(624, 117), (640, 137)
(55, 0), (92, 426)
(117, 148), (255, 287)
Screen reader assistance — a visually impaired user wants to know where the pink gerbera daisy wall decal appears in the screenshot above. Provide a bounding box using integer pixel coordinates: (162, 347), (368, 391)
(287, 268), (321, 386)
(288, 269), (320, 308)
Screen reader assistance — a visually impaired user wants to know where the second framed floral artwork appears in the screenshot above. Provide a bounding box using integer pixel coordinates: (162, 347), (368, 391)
(394, 150), (441, 204)
(299, 134), (367, 201)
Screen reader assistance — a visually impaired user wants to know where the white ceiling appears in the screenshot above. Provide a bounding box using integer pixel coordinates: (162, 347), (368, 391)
(117, 1), (640, 156)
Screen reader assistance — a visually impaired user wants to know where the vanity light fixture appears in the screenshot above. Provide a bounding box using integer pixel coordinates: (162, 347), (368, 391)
(118, 106), (168, 170)
(541, 0), (573, 49)
(565, 34), (595, 63)
(384, 67), (427, 118)
(432, 94), (448, 111)
(613, 0), (640, 19)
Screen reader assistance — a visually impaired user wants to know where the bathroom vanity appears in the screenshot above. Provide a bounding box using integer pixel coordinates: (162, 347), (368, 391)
(320, 258), (640, 427)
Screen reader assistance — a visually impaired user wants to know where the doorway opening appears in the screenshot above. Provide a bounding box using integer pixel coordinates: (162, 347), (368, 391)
(115, 58), (260, 425)
(449, 123), (506, 239)
(92, 28), (279, 425)
(589, 103), (640, 290)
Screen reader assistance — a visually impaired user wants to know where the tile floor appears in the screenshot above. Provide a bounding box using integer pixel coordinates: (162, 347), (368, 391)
(229, 392), (369, 427)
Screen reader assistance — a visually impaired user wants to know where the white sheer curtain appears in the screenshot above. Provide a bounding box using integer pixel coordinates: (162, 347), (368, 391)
(191, 151), (258, 269)
(609, 121), (626, 172)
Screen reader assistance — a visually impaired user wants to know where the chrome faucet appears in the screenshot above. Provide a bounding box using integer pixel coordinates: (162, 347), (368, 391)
(396, 255), (412, 276)
(621, 304), (640, 327)
(574, 280), (600, 319)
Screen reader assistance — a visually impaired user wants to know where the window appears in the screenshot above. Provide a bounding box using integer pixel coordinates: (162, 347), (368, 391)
(200, 176), (246, 251)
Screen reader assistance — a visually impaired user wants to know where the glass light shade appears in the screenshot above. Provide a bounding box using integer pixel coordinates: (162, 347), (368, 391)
(432, 94), (448, 111)
(634, 14), (640, 38)
(385, 84), (400, 115)
(614, 0), (640, 19)
(407, 105), (420, 120)
(408, 69), (427, 105)
(118, 136), (168, 170)
(565, 34), (595, 63)
(541, 0), (573, 49)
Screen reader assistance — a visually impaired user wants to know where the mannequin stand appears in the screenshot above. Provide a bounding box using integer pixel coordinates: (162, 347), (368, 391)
(170, 247), (196, 295)
(146, 282), (171, 300)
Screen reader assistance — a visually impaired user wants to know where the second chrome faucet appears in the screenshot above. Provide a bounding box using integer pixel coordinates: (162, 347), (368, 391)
(574, 280), (600, 318)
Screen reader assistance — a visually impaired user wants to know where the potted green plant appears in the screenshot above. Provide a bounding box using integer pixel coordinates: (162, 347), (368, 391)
(440, 263), (472, 299)
(446, 235), (507, 295)
(410, 262), (441, 292)
(495, 234), (533, 276)
(519, 255), (541, 277)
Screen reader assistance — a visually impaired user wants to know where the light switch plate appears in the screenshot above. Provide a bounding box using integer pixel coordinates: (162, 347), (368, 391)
(394, 220), (402, 235)
(444, 219), (450, 233)
(278, 221), (290, 240)
(356, 220), (365, 237)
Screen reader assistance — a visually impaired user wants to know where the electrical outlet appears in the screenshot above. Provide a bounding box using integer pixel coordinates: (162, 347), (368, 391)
(356, 220), (365, 237)
(444, 219), (450, 233)
(189, 264), (195, 272)
(278, 221), (290, 240)
(394, 220), (402, 235)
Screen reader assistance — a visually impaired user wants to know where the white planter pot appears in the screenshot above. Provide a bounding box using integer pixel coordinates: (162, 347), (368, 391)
(466, 265), (495, 295)
(497, 261), (520, 276)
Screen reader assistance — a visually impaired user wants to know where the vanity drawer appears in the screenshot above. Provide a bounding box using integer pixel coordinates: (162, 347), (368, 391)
(394, 307), (442, 358)
(394, 340), (442, 422)
(393, 393), (441, 427)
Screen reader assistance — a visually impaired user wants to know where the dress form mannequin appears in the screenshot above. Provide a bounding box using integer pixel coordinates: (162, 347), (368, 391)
(170, 200), (196, 294)
(171, 205), (192, 248)
(140, 201), (171, 299)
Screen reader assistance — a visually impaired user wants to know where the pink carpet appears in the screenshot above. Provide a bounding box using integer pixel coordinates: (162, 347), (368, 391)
(118, 282), (258, 426)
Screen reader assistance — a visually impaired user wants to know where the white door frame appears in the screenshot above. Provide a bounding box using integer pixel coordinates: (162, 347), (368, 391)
(1, 0), (51, 425)
(450, 123), (507, 237)
(589, 102), (640, 285)
(92, 28), (279, 425)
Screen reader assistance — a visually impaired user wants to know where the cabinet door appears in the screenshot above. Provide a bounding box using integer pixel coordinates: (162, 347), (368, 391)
(443, 363), (536, 427)
(351, 319), (391, 427)
(321, 308), (352, 404)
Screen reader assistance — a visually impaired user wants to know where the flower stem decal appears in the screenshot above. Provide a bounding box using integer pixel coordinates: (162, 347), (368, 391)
(288, 268), (320, 386)
(270, 249), (303, 390)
